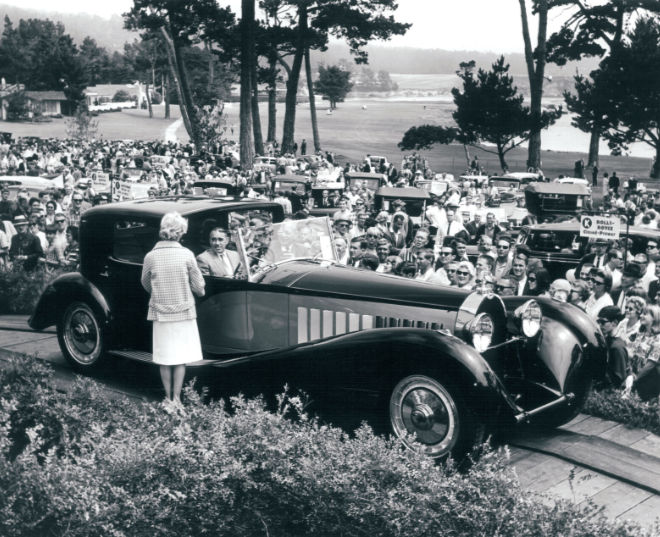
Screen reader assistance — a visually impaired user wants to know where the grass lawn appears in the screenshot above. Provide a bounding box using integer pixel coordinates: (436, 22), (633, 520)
(1, 99), (654, 181)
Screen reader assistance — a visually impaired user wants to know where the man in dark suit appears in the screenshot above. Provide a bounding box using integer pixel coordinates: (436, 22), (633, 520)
(475, 212), (502, 243)
(196, 228), (241, 278)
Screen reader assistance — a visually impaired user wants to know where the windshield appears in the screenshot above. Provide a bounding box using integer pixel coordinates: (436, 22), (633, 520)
(236, 216), (337, 281)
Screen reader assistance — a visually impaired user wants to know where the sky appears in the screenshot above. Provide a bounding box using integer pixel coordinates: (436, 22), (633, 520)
(0, 0), (568, 53)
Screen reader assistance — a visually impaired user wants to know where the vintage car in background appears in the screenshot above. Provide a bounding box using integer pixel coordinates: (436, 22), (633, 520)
(191, 180), (239, 198)
(524, 183), (590, 223)
(0, 174), (64, 199)
(367, 155), (390, 171)
(554, 176), (591, 188)
(374, 187), (430, 227)
(308, 182), (345, 217)
(271, 174), (310, 196)
(253, 156), (278, 174)
(488, 173), (545, 203)
(29, 198), (607, 460)
(416, 178), (450, 196)
(345, 171), (387, 192)
(517, 220), (660, 279)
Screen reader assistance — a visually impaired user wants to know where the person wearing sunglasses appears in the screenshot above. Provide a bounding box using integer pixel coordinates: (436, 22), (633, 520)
(493, 237), (513, 279)
(614, 295), (646, 346)
(585, 269), (614, 320)
(453, 261), (476, 290)
(524, 267), (551, 297)
(494, 277), (516, 297)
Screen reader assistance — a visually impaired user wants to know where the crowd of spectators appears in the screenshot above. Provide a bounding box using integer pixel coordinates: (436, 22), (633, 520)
(0, 135), (659, 403)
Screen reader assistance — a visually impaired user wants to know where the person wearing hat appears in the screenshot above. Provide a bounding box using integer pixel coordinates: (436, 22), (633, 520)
(332, 215), (352, 242)
(9, 215), (43, 271)
(596, 305), (629, 389)
(611, 263), (645, 310)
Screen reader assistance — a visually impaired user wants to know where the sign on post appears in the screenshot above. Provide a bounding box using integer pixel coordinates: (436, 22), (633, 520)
(580, 215), (621, 240)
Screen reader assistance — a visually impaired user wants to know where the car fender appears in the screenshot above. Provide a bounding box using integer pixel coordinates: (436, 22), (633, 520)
(225, 327), (515, 423)
(28, 272), (112, 332)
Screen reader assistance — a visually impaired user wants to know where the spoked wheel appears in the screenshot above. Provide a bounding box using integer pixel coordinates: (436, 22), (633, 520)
(57, 302), (106, 371)
(390, 375), (482, 460)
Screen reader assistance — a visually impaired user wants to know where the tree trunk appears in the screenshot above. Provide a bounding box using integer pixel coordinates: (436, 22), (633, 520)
(653, 144), (660, 179)
(206, 41), (214, 92)
(497, 145), (508, 172)
(519, 0), (548, 170)
(160, 26), (194, 146)
(164, 74), (170, 119)
(304, 47), (320, 152)
(251, 55), (264, 156)
(463, 145), (471, 168)
(172, 38), (201, 151)
(588, 128), (600, 168)
(267, 53), (277, 142)
(146, 82), (153, 119)
(239, 0), (255, 168)
(281, 4), (307, 154)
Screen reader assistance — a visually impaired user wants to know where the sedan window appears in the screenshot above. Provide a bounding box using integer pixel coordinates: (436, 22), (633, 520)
(112, 220), (158, 263)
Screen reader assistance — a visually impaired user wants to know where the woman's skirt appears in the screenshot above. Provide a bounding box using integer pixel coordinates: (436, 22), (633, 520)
(152, 319), (203, 365)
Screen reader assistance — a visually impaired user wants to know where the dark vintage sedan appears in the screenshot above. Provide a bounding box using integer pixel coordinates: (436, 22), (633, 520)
(29, 198), (606, 459)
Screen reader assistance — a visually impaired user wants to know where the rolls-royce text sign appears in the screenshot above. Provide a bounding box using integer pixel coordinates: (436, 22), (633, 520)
(580, 215), (621, 240)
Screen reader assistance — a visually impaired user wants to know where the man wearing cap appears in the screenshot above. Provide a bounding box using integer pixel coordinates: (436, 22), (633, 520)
(9, 215), (43, 271)
(0, 188), (17, 221)
(332, 216), (352, 242)
(596, 305), (629, 389)
(632, 252), (655, 293)
(549, 279), (572, 302)
(611, 263), (644, 309)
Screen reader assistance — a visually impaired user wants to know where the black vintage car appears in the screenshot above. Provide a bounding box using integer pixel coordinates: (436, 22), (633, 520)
(524, 183), (590, 222)
(29, 198), (606, 459)
(517, 220), (660, 279)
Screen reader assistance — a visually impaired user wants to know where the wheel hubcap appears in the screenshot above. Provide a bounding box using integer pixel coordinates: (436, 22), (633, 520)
(390, 376), (458, 458)
(65, 308), (99, 363)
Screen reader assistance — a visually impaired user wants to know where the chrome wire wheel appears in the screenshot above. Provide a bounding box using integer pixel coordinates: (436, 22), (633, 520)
(60, 302), (103, 367)
(390, 375), (460, 459)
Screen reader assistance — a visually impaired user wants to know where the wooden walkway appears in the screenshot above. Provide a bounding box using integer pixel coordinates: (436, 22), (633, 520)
(506, 414), (660, 529)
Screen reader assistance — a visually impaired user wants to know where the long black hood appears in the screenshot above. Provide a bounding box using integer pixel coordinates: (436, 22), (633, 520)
(258, 260), (471, 309)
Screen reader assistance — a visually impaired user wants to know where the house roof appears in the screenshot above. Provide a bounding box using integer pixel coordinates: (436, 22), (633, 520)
(24, 91), (66, 101)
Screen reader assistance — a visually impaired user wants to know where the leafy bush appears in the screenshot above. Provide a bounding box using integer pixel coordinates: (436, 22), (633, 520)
(112, 90), (132, 102)
(0, 356), (656, 537)
(584, 388), (660, 436)
(0, 265), (70, 314)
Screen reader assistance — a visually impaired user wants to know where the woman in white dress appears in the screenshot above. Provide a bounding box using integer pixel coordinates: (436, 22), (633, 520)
(141, 212), (205, 411)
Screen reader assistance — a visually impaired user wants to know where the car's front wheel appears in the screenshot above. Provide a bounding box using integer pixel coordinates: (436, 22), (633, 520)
(57, 301), (106, 371)
(389, 375), (483, 460)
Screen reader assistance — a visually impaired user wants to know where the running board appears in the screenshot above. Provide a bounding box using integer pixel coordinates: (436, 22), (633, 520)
(107, 350), (215, 368)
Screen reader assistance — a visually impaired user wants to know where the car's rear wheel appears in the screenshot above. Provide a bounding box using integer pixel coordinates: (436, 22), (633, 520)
(57, 301), (106, 371)
(389, 374), (483, 460)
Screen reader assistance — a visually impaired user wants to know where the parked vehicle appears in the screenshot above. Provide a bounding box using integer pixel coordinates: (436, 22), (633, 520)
(253, 156), (278, 174)
(516, 220), (660, 279)
(374, 187), (430, 226)
(0, 175), (63, 199)
(191, 180), (239, 197)
(524, 183), (590, 223)
(272, 175), (310, 196)
(30, 198), (607, 460)
(308, 183), (345, 217)
(345, 172), (387, 192)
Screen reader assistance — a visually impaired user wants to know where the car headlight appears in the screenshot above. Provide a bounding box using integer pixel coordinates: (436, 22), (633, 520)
(518, 299), (542, 337)
(469, 313), (493, 352)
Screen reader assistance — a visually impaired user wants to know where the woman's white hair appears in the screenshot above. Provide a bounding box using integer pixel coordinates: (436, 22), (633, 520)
(457, 260), (476, 279)
(159, 211), (188, 241)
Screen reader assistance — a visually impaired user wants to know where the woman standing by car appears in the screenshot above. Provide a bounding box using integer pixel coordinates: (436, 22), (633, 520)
(141, 212), (205, 412)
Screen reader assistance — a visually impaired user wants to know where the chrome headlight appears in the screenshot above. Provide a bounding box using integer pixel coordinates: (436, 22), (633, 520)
(470, 313), (494, 352)
(518, 299), (542, 337)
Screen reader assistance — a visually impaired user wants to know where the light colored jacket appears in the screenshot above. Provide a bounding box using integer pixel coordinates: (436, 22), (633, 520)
(141, 241), (205, 322)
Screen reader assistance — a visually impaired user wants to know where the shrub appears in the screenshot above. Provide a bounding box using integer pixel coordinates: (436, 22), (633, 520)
(0, 356), (656, 537)
(584, 388), (660, 436)
(0, 265), (71, 314)
(112, 90), (132, 102)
